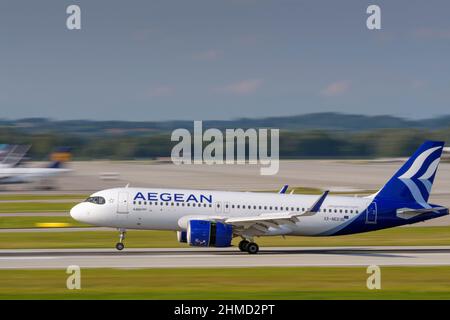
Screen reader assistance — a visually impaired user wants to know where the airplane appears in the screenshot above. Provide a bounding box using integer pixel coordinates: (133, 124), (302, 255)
(70, 141), (449, 254)
(0, 147), (72, 186)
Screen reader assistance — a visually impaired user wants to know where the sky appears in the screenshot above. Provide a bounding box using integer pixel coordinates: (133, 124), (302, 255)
(1, 0), (450, 121)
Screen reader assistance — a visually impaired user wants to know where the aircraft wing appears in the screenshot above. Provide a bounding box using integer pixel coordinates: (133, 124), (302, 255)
(224, 212), (300, 236)
(226, 212), (299, 225)
(223, 191), (329, 234)
(178, 191), (329, 235)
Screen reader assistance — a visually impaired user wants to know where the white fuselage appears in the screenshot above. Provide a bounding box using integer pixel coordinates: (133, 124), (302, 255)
(70, 187), (371, 236)
(0, 167), (71, 184)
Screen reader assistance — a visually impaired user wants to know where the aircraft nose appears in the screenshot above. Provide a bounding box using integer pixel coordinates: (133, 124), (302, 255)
(70, 204), (83, 222)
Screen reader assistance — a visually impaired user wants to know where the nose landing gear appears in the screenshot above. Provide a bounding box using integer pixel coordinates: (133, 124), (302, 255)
(238, 239), (259, 254)
(115, 229), (126, 251)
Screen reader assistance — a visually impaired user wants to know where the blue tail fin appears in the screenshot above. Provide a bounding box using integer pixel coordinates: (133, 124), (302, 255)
(48, 147), (72, 169)
(48, 161), (62, 169)
(374, 141), (444, 204)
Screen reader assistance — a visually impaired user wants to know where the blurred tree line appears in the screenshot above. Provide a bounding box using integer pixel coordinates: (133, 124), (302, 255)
(1, 126), (450, 160)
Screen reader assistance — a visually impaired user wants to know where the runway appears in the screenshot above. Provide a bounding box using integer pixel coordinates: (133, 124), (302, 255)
(0, 227), (111, 232)
(2, 246), (450, 269)
(0, 212), (69, 217)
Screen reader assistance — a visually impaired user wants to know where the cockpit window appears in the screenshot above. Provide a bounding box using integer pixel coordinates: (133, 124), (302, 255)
(84, 196), (106, 205)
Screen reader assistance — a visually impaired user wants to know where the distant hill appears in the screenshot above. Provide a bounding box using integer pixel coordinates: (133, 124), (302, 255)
(1, 113), (450, 136)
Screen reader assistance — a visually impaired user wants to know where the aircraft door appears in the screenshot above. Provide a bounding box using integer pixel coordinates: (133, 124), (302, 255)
(117, 192), (129, 214)
(365, 202), (377, 224)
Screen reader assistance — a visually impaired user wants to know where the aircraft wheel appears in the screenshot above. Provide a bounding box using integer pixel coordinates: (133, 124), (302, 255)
(238, 240), (249, 252)
(246, 242), (259, 254)
(115, 242), (124, 251)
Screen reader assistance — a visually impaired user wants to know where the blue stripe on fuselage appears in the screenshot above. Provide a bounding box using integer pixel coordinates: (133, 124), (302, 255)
(323, 202), (448, 236)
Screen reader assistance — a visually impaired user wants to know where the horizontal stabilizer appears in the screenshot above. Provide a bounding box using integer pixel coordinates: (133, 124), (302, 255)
(396, 206), (447, 219)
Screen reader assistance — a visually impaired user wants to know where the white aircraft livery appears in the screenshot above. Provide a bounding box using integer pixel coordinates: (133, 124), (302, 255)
(0, 146), (72, 185)
(70, 141), (449, 254)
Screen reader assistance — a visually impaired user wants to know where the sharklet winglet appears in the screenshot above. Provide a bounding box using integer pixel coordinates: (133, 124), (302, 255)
(300, 190), (329, 217)
(279, 185), (289, 194)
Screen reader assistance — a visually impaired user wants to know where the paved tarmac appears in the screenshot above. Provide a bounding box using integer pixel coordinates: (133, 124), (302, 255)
(1, 246), (450, 269)
(1, 159), (447, 193)
(0, 227), (111, 232)
(0, 212), (69, 217)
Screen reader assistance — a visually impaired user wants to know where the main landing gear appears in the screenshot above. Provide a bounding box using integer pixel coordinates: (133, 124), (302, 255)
(238, 239), (259, 254)
(115, 229), (126, 251)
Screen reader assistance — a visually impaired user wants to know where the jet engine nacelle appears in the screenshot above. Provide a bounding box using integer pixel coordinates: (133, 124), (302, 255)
(187, 220), (233, 247)
(177, 231), (187, 243)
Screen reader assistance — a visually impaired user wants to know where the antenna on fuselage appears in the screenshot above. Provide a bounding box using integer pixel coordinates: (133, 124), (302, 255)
(125, 183), (130, 188)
